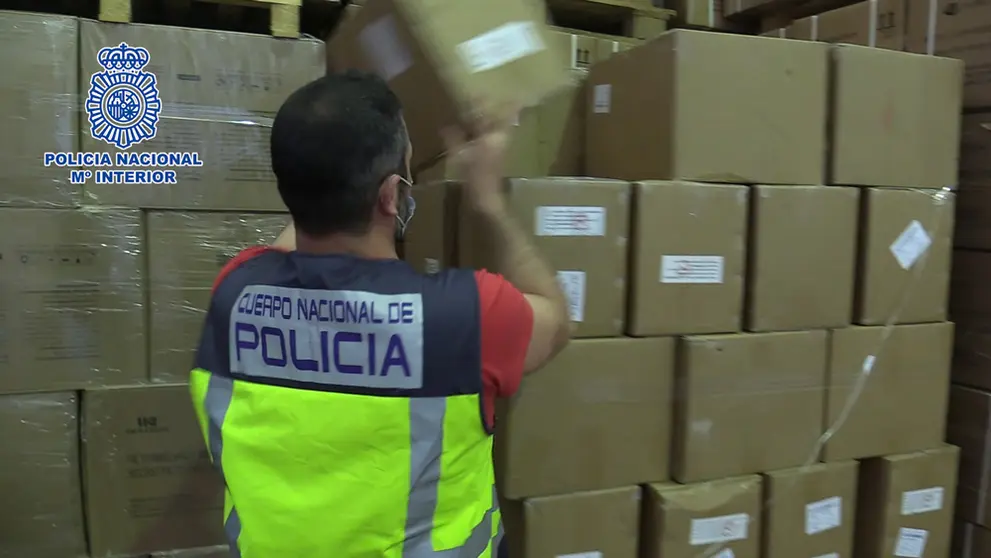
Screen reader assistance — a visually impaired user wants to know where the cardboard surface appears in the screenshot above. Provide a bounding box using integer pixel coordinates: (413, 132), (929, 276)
(746, 185), (859, 332)
(627, 181), (748, 336)
(854, 445), (958, 558)
(0, 11), (80, 207)
(946, 385), (991, 529)
(830, 45), (962, 189)
(586, 30), (828, 185)
(954, 521), (991, 558)
(0, 392), (87, 558)
(951, 250), (991, 392)
(673, 330), (828, 483)
(788, 0), (907, 50)
(82, 385), (224, 557)
(956, 113), (991, 250)
(147, 211), (287, 383)
(0, 207), (146, 394)
(495, 338), (674, 499)
(79, 21), (324, 210)
(824, 323), (953, 461)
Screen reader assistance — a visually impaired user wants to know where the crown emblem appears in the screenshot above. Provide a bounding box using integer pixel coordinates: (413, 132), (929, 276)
(97, 43), (151, 73)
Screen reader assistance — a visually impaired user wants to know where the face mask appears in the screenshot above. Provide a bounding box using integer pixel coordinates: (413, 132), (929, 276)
(395, 175), (416, 242)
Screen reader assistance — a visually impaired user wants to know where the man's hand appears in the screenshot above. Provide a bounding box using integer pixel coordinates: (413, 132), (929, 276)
(442, 104), (518, 214)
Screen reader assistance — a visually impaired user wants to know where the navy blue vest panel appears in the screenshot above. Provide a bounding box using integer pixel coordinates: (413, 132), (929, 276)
(193, 250), (484, 400)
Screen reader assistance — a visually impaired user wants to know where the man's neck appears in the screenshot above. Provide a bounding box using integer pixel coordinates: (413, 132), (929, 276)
(294, 230), (398, 260)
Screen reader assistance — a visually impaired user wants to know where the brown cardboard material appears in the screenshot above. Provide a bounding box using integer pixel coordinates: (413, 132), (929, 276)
(0, 207), (146, 395)
(747, 185), (859, 332)
(951, 250), (991, 392)
(641, 476), (762, 558)
(854, 188), (953, 326)
(82, 385), (224, 557)
(503, 486), (640, 558)
(956, 113), (991, 250)
(946, 385), (991, 529)
(460, 178), (631, 338)
(627, 181), (748, 336)
(79, 21), (324, 210)
(0, 392), (87, 558)
(586, 30), (828, 185)
(854, 446), (958, 558)
(830, 45), (962, 189)
(0, 11), (80, 207)
(147, 211), (288, 383)
(673, 330), (828, 483)
(823, 323), (953, 461)
(495, 337), (674, 499)
(905, 0), (991, 109)
(789, 0), (907, 50)
(402, 181), (460, 274)
(762, 461), (858, 558)
(152, 547), (231, 558)
(327, 0), (570, 171)
(954, 522), (991, 558)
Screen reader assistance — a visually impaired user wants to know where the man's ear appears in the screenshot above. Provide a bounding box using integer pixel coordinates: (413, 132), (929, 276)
(377, 174), (402, 217)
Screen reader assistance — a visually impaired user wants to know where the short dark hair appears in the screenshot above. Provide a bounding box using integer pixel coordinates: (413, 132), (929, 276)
(270, 71), (408, 236)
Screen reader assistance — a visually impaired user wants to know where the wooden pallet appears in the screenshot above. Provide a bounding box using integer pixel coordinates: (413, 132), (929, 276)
(724, 0), (860, 30)
(545, 0), (675, 40)
(100, 0), (302, 37)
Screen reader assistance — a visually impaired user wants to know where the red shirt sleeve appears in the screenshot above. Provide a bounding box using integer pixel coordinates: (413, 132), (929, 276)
(212, 246), (277, 293)
(475, 270), (534, 430)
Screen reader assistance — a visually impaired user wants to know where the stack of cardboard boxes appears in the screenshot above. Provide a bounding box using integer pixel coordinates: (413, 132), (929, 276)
(406, 30), (964, 558)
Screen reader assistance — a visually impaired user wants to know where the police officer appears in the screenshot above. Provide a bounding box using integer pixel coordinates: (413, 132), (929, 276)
(190, 70), (571, 557)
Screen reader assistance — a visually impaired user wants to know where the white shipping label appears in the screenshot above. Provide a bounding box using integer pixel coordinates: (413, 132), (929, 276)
(714, 549), (735, 558)
(593, 84), (612, 114)
(458, 21), (545, 74)
(805, 496), (842, 535)
(535, 206), (606, 236)
(812, 554), (840, 558)
(556, 271), (586, 323)
(889, 220), (933, 270)
(423, 258), (441, 275)
(689, 513), (749, 546)
(359, 16), (412, 81)
(894, 527), (928, 558)
(901, 487), (943, 516)
(557, 553), (602, 558)
(660, 255), (724, 284)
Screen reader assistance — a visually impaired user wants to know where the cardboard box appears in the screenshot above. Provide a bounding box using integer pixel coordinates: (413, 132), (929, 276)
(495, 338), (675, 499)
(905, 0), (991, 108)
(502, 487), (640, 558)
(854, 445), (958, 558)
(0, 392), (87, 558)
(82, 385), (224, 556)
(830, 45), (962, 188)
(0, 207), (146, 394)
(147, 211), (287, 383)
(954, 522), (991, 558)
(79, 21), (324, 210)
(326, 0), (570, 171)
(956, 113), (991, 250)
(402, 181), (460, 274)
(747, 185), (859, 332)
(642, 476), (762, 558)
(586, 30), (828, 185)
(824, 323), (953, 461)
(762, 461), (858, 558)
(0, 11), (80, 207)
(947, 385), (991, 529)
(673, 330), (828, 483)
(627, 181), (748, 336)
(854, 188), (953, 326)
(668, 0), (734, 29)
(460, 178), (631, 338)
(789, 0), (907, 50)
(951, 250), (991, 391)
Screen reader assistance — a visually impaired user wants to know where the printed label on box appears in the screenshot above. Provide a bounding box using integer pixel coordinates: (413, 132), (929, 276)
(690, 513), (749, 546)
(458, 21), (545, 74)
(359, 16), (413, 81)
(812, 554), (840, 558)
(894, 527), (928, 558)
(805, 496), (842, 535)
(535, 206), (606, 236)
(660, 255), (724, 284)
(901, 487), (943, 516)
(889, 220), (932, 270)
(593, 84), (612, 113)
(556, 271), (586, 323)
(557, 553), (602, 558)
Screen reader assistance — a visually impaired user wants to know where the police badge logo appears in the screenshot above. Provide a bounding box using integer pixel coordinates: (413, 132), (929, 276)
(85, 42), (162, 151)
